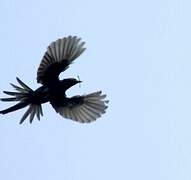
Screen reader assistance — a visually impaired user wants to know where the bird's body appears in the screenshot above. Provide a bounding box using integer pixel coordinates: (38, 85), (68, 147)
(0, 36), (108, 124)
(28, 85), (49, 104)
(47, 78), (82, 108)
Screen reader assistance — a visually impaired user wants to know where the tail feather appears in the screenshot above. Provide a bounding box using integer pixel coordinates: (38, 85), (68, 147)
(0, 78), (44, 124)
(16, 77), (33, 92)
(1, 97), (20, 102)
(0, 101), (29, 114)
(10, 83), (29, 93)
(19, 104), (43, 124)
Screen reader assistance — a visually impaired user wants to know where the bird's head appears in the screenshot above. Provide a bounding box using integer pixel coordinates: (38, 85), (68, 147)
(61, 78), (82, 89)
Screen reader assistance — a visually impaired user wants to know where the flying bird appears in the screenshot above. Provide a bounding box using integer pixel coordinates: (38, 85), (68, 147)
(0, 36), (108, 124)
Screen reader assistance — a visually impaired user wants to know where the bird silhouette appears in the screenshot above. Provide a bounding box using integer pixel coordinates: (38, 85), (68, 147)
(0, 36), (108, 124)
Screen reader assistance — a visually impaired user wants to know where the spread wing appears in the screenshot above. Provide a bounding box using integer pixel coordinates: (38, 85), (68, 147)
(37, 36), (86, 85)
(54, 91), (109, 123)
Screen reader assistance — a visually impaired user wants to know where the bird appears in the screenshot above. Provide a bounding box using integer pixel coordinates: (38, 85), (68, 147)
(0, 36), (108, 124)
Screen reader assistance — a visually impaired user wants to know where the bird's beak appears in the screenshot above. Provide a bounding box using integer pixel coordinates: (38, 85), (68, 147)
(77, 80), (82, 88)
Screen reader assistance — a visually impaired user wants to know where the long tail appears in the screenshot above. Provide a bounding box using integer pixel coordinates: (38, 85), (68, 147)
(0, 77), (43, 124)
(0, 101), (29, 114)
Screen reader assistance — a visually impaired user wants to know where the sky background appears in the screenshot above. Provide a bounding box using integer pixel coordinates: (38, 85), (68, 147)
(0, 0), (191, 179)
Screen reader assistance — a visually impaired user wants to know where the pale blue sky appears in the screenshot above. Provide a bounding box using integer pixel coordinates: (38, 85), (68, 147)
(0, 0), (191, 179)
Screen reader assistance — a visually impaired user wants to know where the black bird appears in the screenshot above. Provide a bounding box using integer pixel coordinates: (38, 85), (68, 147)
(0, 36), (108, 124)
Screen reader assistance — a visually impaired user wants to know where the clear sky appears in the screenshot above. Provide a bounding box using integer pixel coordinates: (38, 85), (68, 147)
(0, 0), (191, 179)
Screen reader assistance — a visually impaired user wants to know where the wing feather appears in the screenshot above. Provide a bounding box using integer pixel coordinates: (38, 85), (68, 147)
(54, 91), (108, 123)
(37, 36), (86, 85)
